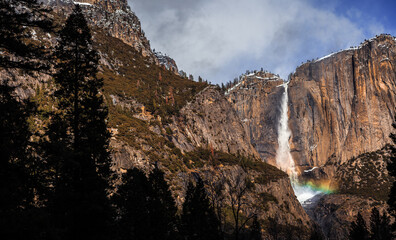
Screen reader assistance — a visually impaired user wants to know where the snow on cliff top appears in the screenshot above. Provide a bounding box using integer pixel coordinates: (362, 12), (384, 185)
(73, 1), (92, 6)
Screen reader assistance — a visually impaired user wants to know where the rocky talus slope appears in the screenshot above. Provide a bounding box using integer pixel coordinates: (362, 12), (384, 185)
(332, 145), (394, 201)
(302, 146), (394, 239)
(305, 194), (389, 240)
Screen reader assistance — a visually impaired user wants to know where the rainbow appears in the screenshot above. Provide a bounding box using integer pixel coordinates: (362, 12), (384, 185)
(300, 179), (336, 194)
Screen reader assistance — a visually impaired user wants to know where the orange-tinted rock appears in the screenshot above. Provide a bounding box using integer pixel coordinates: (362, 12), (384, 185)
(289, 34), (396, 168)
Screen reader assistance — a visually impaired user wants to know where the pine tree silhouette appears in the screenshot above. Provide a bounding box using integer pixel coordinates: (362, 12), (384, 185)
(47, 5), (113, 240)
(370, 208), (392, 240)
(349, 212), (369, 240)
(379, 211), (392, 240)
(148, 165), (179, 239)
(267, 217), (279, 240)
(370, 207), (381, 239)
(113, 168), (152, 240)
(114, 165), (178, 240)
(0, 84), (34, 239)
(370, 208), (382, 240)
(181, 178), (221, 240)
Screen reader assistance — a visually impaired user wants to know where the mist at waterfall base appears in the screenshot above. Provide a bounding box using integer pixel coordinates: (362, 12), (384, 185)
(275, 82), (333, 203)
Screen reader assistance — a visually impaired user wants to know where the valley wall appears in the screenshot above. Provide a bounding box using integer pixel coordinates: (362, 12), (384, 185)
(289, 35), (396, 169)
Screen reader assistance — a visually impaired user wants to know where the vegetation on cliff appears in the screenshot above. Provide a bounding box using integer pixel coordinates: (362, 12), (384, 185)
(334, 145), (394, 201)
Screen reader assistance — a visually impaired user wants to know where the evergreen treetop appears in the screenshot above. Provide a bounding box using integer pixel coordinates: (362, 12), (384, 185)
(181, 178), (221, 240)
(48, 5), (113, 240)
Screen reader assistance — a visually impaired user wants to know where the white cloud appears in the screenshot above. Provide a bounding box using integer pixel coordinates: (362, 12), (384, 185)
(131, 0), (378, 83)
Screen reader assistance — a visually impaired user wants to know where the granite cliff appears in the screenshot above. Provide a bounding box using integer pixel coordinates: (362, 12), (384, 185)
(227, 35), (396, 173)
(226, 71), (285, 166)
(289, 34), (396, 170)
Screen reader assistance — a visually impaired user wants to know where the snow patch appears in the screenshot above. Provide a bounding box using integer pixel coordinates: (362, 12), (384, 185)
(31, 29), (37, 40)
(225, 81), (243, 95)
(315, 52), (338, 62)
(73, 1), (92, 6)
(304, 167), (318, 173)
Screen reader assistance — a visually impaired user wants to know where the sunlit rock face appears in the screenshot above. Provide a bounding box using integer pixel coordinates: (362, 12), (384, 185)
(226, 72), (285, 166)
(288, 34), (396, 169)
(169, 86), (261, 158)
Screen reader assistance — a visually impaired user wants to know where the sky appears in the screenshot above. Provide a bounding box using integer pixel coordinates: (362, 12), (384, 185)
(130, 0), (396, 84)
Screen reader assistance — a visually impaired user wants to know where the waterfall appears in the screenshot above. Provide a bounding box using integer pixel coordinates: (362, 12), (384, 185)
(275, 82), (322, 203)
(275, 82), (297, 180)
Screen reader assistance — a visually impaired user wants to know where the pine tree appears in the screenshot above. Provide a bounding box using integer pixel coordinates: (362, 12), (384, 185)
(113, 168), (152, 240)
(349, 212), (369, 240)
(370, 208), (382, 240)
(114, 165), (178, 240)
(379, 211), (392, 240)
(181, 178), (221, 240)
(148, 165), (179, 239)
(47, 5), (113, 240)
(370, 208), (392, 240)
(0, 84), (34, 239)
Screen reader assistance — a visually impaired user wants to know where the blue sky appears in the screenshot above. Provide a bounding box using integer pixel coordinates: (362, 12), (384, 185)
(313, 0), (395, 36)
(131, 0), (395, 84)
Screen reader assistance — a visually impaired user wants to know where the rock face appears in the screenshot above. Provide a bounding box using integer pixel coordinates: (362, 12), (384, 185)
(186, 165), (312, 234)
(170, 86), (260, 158)
(226, 35), (396, 170)
(305, 194), (389, 240)
(226, 72), (285, 166)
(302, 146), (394, 239)
(44, 0), (177, 68)
(154, 51), (179, 75)
(288, 35), (396, 168)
